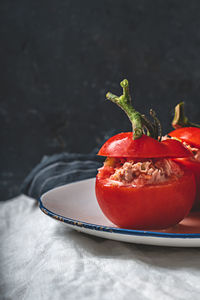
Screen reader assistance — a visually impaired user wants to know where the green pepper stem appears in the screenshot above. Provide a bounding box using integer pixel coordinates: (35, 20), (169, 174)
(120, 79), (131, 104)
(106, 79), (161, 140)
(150, 109), (162, 141)
(106, 80), (143, 139)
(172, 102), (200, 129)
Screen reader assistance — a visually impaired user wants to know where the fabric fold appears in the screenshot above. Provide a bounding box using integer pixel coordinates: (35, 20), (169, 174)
(21, 152), (103, 199)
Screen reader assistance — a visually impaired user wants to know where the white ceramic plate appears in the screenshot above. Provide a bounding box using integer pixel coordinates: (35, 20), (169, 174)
(39, 178), (200, 247)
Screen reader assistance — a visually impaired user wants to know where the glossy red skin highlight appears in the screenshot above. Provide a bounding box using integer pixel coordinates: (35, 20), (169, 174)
(98, 132), (192, 159)
(95, 168), (196, 229)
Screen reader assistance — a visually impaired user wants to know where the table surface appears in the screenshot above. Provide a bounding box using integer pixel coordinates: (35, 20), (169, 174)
(1, 195), (200, 300)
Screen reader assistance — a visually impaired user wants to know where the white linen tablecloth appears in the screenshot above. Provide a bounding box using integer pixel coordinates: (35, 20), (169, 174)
(1, 195), (200, 300)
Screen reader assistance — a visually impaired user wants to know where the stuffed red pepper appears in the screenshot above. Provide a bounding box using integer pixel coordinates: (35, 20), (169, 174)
(95, 80), (196, 229)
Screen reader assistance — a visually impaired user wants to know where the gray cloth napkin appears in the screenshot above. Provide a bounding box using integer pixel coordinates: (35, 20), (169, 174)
(21, 152), (103, 200)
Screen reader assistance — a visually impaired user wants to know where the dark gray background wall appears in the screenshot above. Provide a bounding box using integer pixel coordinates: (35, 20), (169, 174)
(1, 0), (200, 200)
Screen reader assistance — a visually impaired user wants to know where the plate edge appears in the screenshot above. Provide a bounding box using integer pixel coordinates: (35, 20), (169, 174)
(38, 195), (200, 239)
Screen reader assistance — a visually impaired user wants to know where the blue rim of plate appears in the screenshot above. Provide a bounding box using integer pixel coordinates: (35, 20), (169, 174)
(38, 197), (200, 239)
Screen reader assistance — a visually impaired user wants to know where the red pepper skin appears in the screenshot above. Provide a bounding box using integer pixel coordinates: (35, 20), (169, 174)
(169, 127), (200, 210)
(174, 159), (200, 210)
(98, 133), (192, 159)
(95, 167), (196, 229)
(169, 127), (200, 148)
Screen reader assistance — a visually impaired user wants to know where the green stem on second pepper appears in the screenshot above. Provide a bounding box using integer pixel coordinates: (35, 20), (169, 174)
(172, 102), (200, 129)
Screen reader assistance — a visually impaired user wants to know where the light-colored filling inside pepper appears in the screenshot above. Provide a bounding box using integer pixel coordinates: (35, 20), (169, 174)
(98, 157), (183, 186)
(183, 142), (200, 161)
